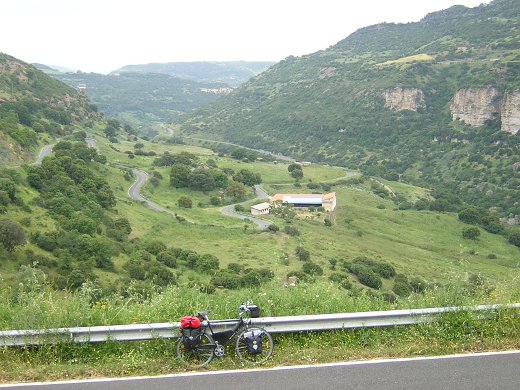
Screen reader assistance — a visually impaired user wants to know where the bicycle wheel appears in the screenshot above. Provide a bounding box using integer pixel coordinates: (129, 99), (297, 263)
(176, 332), (215, 368)
(235, 327), (273, 364)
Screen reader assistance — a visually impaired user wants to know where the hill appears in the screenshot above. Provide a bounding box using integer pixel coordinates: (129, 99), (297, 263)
(0, 53), (99, 164)
(180, 0), (520, 217)
(113, 61), (275, 87)
(52, 71), (226, 130)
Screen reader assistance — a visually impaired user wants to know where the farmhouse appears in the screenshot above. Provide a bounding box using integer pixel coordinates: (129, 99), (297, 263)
(250, 202), (271, 215)
(269, 192), (336, 212)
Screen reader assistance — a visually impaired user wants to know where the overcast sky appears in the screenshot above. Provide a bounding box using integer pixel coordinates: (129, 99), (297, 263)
(2, 0), (488, 74)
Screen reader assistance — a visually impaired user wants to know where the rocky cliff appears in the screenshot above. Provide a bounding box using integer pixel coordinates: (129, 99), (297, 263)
(501, 90), (520, 135)
(450, 87), (500, 127)
(450, 87), (520, 135)
(382, 88), (425, 112)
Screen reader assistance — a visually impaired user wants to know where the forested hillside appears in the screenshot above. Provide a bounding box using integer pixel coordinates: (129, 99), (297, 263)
(181, 0), (520, 216)
(52, 72), (226, 128)
(0, 53), (98, 164)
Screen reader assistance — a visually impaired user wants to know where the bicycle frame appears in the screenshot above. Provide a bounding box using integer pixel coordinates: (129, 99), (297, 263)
(204, 315), (249, 347)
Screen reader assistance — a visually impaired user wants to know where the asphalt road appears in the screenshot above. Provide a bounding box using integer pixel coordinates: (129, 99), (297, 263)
(127, 169), (178, 218)
(220, 185), (272, 229)
(32, 145), (53, 165)
(2, 351), (518, 389)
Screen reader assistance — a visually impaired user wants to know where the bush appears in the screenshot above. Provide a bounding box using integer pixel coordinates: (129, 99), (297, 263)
(507, 230), (520, 248)
(458, 207), (481, 225)
(350, 263), (382, 289)
(284, 225), (300, 236)
(302, 262), (323, 276)
(177, 196), (193, 208)
(410, 277), (427, 293)
(462, 226), (481, 240)
(266, 224), (280, 232)
(295, 246), (310, 261)
(393, 279), (412, 297)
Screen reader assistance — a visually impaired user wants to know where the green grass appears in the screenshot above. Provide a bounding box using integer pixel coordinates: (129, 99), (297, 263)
(92, 132), (520, 286)
(0, 280), (518, 383)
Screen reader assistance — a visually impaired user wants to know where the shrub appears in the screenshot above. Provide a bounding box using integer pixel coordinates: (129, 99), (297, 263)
(462, 226), (481, 240)
(350, 263), (382, 289)
(393, 279), (412, 297)
(507, 231), (520, 248)
(458, 207), (482, 225)
(302, 262), (323, 276)
(266, 224), (280, 232)
(177, 196), (193, 208)
(295, 246), (310, 261)
(410, 277), (427, 293)
(284, 225), (300, 236)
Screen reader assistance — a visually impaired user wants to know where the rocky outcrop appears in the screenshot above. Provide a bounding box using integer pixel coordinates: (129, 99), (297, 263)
(383, 88), (425, 112)
(451, 87), (500, 126)
(450, 87), (520, 134)
(501, 90), (520, 134)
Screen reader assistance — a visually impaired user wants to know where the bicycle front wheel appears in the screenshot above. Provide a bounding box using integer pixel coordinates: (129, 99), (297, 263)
(176, 333), (215, 368)
(235, 327), (273, 364)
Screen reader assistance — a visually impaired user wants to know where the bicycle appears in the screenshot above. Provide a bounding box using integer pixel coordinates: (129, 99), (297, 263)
(176, 302), (274, 368)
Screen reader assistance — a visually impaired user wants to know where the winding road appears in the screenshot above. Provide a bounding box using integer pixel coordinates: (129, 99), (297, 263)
(220, 185), (272, 229)
(127, 169), (180, 219)
(32, 144), (53, 165)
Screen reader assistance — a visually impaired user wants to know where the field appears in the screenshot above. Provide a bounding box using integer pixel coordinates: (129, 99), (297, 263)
(83, 130), (520, 288)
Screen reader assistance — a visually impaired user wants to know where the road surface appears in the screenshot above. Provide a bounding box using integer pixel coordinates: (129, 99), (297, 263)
(128, 169), (179, 219)
(32, 145), (53, 165)
(1, 351), (518, 389)
(220, 185), (272, 229)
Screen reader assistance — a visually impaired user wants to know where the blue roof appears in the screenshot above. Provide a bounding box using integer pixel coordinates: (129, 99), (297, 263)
(283, 196), (323, 205)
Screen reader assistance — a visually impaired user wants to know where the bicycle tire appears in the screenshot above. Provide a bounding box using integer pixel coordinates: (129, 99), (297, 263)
(176, 332), (215, 368)
(235, 326), (273, 364)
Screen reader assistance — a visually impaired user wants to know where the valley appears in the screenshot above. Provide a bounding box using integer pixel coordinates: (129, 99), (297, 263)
(0, 0), (519, 383)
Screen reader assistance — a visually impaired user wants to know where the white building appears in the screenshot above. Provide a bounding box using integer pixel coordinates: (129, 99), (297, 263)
(251, 202), (270, 215)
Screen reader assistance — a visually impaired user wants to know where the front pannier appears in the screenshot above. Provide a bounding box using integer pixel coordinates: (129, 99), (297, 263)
(247, 305), (260, 318)
(243, 330), (263, 355)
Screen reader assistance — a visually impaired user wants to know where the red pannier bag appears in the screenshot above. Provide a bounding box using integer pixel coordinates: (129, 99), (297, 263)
(181, 315), (201, 329)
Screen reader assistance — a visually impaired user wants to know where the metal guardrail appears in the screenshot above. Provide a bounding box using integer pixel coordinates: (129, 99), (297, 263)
(1, 304), (518, 347)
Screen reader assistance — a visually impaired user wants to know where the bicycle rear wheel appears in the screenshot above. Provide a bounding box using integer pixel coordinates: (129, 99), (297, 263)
(176, 333), (215, 368)
(235, 327), (273, 364)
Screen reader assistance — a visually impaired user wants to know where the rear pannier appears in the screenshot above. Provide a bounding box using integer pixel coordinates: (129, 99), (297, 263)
(180, 315), (203, 348)
(181, 315), (201, 329)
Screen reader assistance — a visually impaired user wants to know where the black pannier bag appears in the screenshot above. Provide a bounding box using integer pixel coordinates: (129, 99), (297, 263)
(244, 330), (263, 355)
(248, 305), (260, 318)
(181, 327), (202, 348)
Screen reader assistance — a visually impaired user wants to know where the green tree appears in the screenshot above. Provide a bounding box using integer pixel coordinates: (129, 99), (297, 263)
(508, 231), (520, 248)
(225, 181), (247, 200)
(0, 219), (26, 253)
(170, 163), (191, 188)
(458, 207), (481, 225)
(188, 168), (216, 191)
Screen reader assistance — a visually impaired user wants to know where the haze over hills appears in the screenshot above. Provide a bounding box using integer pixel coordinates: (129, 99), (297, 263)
(51, 71), (226, 130)
(113, 61), (275, 87)
(181, 0), (520, 216)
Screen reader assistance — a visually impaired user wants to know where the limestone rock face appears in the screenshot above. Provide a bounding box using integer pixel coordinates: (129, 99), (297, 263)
(451, 87), (500, 126)
(383, 88), (425, 112)
(501, 90), (520, 134)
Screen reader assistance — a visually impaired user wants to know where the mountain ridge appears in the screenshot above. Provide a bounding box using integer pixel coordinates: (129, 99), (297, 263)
(180, 0), (520, 216)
